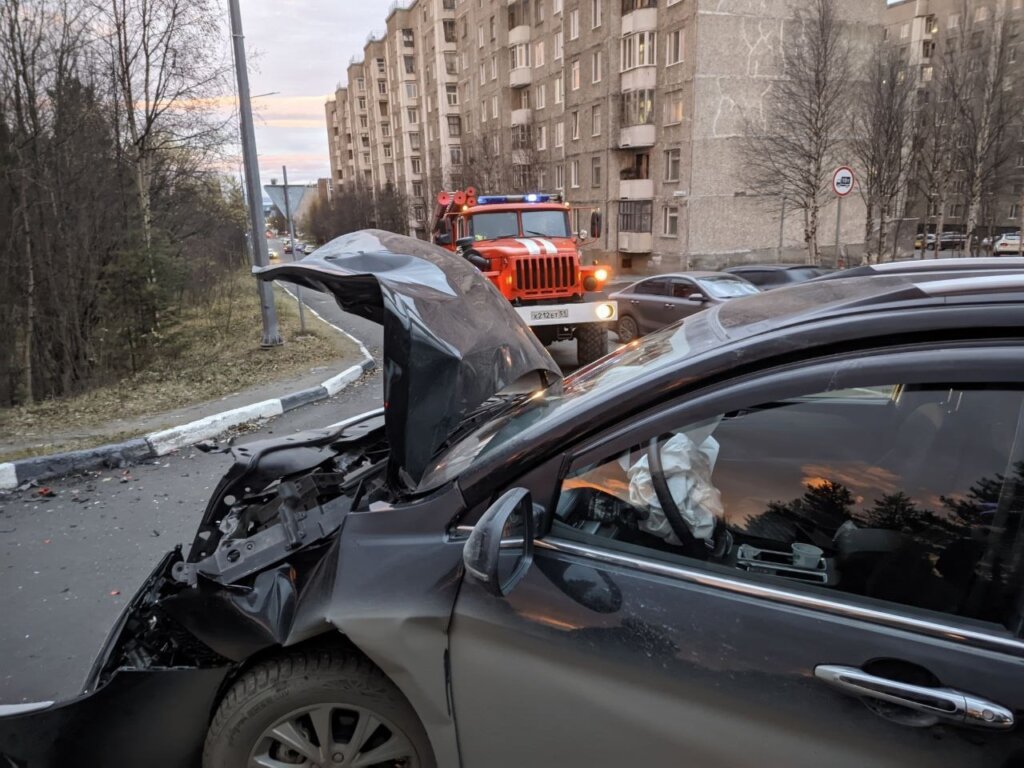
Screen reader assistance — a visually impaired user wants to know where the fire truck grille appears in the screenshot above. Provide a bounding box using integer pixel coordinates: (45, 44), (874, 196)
(514, 256), (576, 294)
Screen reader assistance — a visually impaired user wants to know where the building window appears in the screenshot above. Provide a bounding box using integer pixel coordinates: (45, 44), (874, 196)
(492, 134), (501, 154)
(975, 6), (990, 22)
(591, 50), (602, 82)
(479, 64), (486, 85)
(478, 26), (484, 47)
(621, 89), (655, 126)
(621, 31), (657, 70)
(445, 52), (457, 75)
(515, 88), (531, 110)
(381, 122), (390, 137)
(448, 115), (462, 136)
(570, 159), (580, 188)
(511, 43), (531, 69)
(490, 15), (496, 40)
(411, 157), (422, 174)
(571, 59), (581, 90)
(536, 83), (546, 109)
(359, 115), (368, 128)
(376, 58), (385, 75)
(592, 104), (602, 136)
(446, 84), (459, 107)
(405, 82), (418, 99)
(512, 124), (532, 150)
(357, 77), (365, 92)
(555, 121), (564, 147)
(444, 19), (456, 43)
(555, 75), (564, 104)
(412, 181), (423, 197)
(361, 136), (369, 148)
(404, 56), (416, 75)
(663, 206), (679, 236)
(1010, 203), (1021, 221)
(490, 54), (498, 80)
(535, 40), (546, 67)
(571, 110), (580, 139)
(377, 80), (387, 95)
(537, 124), (548, 150)
(665, 91), (684, 125)
(358, 97), (366, 110)
(491, 96), (499, 119)
(410, 132), (421, 150)
(555, 30), (563, 60)
(618, 200), (652, 233)
(383, 144), (393, 159)
(406, 108), (419, 124)
(554, 0), (563, 14)
(666, 28), (684, 65)
(569, 8), (579, 39)
(665, 148), (681, 181)
(591, 155), (602, 187)
(450, 145), (463, 165)
(592, 0), (603, 27)
(554, 163), (564, 189)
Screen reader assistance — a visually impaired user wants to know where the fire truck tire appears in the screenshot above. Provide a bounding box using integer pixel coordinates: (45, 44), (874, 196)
(576, 324), (608, 366)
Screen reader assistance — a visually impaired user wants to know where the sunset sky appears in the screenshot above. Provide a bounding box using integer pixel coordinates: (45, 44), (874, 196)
(240, 1), (395, 186)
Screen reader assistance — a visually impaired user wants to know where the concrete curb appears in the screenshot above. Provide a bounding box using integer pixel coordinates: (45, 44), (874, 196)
(0, 357), (376, 491)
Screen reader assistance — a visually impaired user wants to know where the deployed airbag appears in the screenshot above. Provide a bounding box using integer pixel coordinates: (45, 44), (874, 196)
(624, 420), (723, 543)
(257, 230), (562, 489)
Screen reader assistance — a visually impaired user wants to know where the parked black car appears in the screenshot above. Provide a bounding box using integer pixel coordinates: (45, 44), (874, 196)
(609, 271), (759, 342)
(724, 264), (831, 289)
(2, 232), (1024, 768)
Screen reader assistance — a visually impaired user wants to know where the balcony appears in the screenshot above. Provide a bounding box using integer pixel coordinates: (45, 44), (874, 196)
(511, 107), (532, 125)
(510, 67), (532, 88)
(509, 24), (531, 46)
(618, 178), (653, 199)
(618, 231), (653, 253)
(621, 7), (657, 35)
(618, 124), (656, 148)
(621, 66), (657, 92)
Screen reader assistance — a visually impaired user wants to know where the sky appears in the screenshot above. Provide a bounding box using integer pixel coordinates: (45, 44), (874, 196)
(237, 1), (395, 187)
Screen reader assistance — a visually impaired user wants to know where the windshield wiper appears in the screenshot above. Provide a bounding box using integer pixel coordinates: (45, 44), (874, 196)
(523, 229), (560, 238)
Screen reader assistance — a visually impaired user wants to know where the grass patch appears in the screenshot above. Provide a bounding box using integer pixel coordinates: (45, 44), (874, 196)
(0, 274), (357, 459)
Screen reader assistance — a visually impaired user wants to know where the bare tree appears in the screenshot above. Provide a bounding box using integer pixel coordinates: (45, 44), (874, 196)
(742, 0), (851, 265)
(852, 45), (915, 262)
(955, 7), (1023, 252)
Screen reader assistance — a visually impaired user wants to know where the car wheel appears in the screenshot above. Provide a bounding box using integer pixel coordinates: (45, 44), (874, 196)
(576, 323), (609, 367)
(616, 315), (639, 344)
(203, 643), (436, 768)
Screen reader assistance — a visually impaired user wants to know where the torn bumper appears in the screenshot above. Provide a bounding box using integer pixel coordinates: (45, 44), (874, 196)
(0, 552), (233, 768)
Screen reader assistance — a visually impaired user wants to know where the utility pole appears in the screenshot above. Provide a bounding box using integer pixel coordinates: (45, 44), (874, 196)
(228, 0), (282, 347)
(281, 166), (307, 333)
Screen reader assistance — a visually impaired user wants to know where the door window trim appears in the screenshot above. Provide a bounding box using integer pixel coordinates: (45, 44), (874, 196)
(536, 535), (1024, 656)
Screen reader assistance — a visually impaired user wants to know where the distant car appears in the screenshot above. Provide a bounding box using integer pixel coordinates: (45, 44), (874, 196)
(994, 232), (1021, 255)
(931, 232), (965, 251)
(304, 243), (316, 254)
(724, 264), (832, 290)
(268, 249), (280, 263)
(610, 272), (760, 342)
(914, 233), (936, 250)
(283, 242), (293, 254)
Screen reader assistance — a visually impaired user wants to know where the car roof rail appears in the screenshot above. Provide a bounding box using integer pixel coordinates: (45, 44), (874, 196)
(915, 273), (1024, 297)
(817, 257), (1024, 281)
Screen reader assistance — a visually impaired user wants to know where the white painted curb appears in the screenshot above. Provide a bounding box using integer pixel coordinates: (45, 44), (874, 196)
(147, 399), (285, 456)
(0, 463), (17, 491)
(321, 364), (365, 397)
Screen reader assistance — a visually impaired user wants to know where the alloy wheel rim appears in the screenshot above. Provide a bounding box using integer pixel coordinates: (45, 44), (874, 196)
(619, 316), (637, 341)
(249, 702), (416, 768)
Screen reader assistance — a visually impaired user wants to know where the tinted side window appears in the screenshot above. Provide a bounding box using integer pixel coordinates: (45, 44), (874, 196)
(633, 278), (667, 296)
(556, 384), (1024, 631)
(670, 279), (695, 299)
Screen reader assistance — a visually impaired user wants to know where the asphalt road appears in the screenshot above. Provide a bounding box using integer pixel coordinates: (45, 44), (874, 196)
(0, 239), (617, 705)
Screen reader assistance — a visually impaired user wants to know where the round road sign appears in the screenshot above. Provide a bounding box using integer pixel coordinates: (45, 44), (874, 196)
(833, 166), (855, 197)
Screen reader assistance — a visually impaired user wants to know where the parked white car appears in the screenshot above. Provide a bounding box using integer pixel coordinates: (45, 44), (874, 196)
(994, 232), (1021, 255)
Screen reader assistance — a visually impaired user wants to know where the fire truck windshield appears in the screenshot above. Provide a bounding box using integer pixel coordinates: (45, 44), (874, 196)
(521, 210), (570, 238)
(469, 212), (518, 240)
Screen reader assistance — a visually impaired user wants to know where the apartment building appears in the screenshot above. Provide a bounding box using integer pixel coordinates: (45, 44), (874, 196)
(327, 0), (882, 272)
(884, 0), (1024, 236)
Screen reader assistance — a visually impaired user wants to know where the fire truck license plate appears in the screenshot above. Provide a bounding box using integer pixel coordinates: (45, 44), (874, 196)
(530, 309), (570, 321)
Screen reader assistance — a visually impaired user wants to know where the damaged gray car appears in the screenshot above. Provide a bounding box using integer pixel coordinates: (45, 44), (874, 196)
(2, 237), (1024, 768)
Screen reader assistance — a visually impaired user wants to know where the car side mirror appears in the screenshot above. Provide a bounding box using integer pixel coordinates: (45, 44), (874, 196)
(463, 488), (536, 596)
(456, 235), (475, 250)
(688, 293), (707, 303)
(435, 233), (452, 246)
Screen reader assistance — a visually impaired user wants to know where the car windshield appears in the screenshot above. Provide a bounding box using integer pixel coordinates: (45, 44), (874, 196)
(469, 212), (519, 240)
(698, 276), (760, 299)
(421, 316), (723, 489)
(521, 210), (570, 238)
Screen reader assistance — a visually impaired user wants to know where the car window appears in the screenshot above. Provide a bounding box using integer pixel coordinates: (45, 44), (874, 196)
(469, 212), (519, 240)
(697, 276), (760, 299)
(670, 279), (696, 299)
(555, 382), (1024, 632)
(632, 278), (668, 296)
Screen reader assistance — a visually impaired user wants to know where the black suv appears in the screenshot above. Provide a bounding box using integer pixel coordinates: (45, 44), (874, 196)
(724, 263), (831, 289)
(3, 232), (1024, 768)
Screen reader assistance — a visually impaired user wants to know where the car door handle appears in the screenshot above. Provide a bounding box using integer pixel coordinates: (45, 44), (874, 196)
(663, 302), (675, 308)
(630, 299), (640, 305)
(814, 665), (1013, 730)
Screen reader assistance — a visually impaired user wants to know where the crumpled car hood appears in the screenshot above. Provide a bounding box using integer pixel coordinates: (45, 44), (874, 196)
(257, 229), (562, 490)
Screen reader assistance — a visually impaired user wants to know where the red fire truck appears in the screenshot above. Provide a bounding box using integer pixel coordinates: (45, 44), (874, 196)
(430, 188), (617, 366)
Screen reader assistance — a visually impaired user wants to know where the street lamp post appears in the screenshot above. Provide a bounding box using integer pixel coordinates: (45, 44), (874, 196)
(228, 0), (282, 348)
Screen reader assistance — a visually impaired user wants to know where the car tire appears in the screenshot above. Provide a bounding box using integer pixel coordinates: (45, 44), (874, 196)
(203, 642), (436, 768)
(617, 315), (639, 344)
(576, 323), (609, 367)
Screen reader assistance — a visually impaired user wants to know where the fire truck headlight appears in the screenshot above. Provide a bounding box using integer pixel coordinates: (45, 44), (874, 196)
(582, 276), (598, 291)
(594, 268), (609, 282)
(596, 303), (615, 321)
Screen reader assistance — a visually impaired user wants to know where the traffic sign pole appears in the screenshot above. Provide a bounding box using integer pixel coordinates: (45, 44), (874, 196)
(834, 195), (843, 269)
(831, 167), (855, 268)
